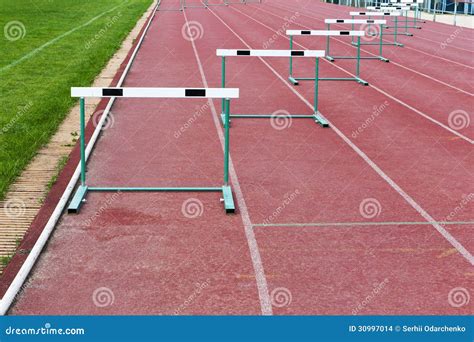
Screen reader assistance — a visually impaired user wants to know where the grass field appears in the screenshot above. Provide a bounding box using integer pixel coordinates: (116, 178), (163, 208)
(0, 0), (152, 200)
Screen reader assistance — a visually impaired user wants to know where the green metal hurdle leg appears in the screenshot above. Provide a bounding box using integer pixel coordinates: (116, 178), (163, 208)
(288, 36), (299, 85)
(220, 56), (229, 126)
(68, 97), (88, 213)
(222, 98), (235, 213)
(325, 24), (334, 62)
(313, 57), (328, 127)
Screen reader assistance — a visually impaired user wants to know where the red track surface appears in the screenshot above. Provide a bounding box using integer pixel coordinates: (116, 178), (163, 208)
(9, 0), (473, 315)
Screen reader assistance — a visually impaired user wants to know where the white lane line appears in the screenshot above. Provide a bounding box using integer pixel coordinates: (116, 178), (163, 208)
(254, 221), (474, 227)
(268, 2), (474, 71)
(207, 7), (474, 266)
(183, 10), (273, 316)
(0, 3), (124, 73)
(232, 5), (474, 145)
(256, 3), (474, 95)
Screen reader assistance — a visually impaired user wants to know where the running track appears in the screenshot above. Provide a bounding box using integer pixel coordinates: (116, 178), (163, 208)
(10, 0), (473, 315)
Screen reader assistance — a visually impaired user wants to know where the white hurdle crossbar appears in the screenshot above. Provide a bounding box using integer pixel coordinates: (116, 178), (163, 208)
(391, 0), (425, 24)
(350, 12), (404, 46)
(216, 49), (329, 127)
(286, 30), (369, 86)
(324, 19), (389, 62)
(366, 6), (416, 34)
(69, 87), (239, 214)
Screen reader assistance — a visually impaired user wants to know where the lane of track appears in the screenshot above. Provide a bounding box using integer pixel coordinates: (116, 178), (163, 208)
(10, 9), (264, 315)
(231, 3), (474, 141)
(188, 4), (474, 314)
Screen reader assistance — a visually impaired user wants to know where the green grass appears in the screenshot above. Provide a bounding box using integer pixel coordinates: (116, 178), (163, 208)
(0, 0), (152, 199)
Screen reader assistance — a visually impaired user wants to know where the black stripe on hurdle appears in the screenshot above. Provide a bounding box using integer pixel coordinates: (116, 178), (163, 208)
(102, 88), (123, 97)
(291, 51), (304, 56)
(185, 89), (206, 97)
(336, 19), (344, 23)
(384, 13), (391, 15)
(340, 31), (350, 35)
(360, 12), (366, 15)
(367, 19), (375, 23)
(237, 50), (250, 55)
(301, 30), (311, 35)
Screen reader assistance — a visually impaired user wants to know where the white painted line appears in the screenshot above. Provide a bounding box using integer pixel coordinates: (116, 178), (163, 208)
(325, 19), (387, 24)
(286, 29), (365, 36)
(183, 10), (273, 316)
(254, 221), (474, 227)
(216, 49), (325, 57)
(210, 5), (474, 266)
(71, 87), (239, 98)
(350, 11), (402, 16)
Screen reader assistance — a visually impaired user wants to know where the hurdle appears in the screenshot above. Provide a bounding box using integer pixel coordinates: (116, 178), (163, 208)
(216, 49), (329, 127)
(350, 12), (404, 47)
(286, 30), (369, 86)
(69, 87), (239, 214)
(390, 0), (426, 25)
(367, 5), (418, 34)
(324, 19), (389, 62)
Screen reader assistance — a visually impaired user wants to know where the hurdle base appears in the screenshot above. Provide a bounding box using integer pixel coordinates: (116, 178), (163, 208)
(227, 114), (329, 127)
(356, 42), (403, 47)
(221, 112), (232, 127)
(222, 185), (235, 213)
(68, 185), (88, 213)
(325, 56), (335, 62)
(316, 77), (368, 86)
(288, 76), (299, 85)
(314, 111), (329, 127)
(327, 55), (389, 63)
(69, 186), (234, 214)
